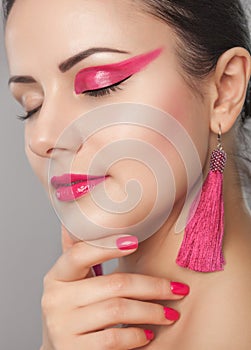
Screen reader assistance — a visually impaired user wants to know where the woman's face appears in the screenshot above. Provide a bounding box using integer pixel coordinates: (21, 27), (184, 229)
(5, 0), (210, 242)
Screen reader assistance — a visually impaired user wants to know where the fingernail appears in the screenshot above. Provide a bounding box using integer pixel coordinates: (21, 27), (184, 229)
(170, 281), (190, 296)
(164, 307), (180, 321)
(144, 329), (155, 341)
(116, 236), (138, 250)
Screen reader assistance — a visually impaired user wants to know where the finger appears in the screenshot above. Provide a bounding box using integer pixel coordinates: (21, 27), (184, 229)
(73, 327), (153, 350)
(68, 298), (179, 334)
(61, 226), (97, 278)
(65, 273), (190, 306)
(47, 235), (138, 282)
(61, 226), (80, 253)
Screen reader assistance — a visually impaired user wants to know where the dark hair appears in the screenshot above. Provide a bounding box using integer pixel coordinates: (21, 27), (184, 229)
(138, 1), (251, 117)
(2, 0), (251, 195)
(135, 0), (251, 203)
(2, 0), (15, 20)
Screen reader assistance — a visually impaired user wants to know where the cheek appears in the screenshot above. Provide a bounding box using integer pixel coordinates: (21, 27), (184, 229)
(135, 68), (210, 167)
(62, 130), (189, 241)
(75, 126), (188, 216)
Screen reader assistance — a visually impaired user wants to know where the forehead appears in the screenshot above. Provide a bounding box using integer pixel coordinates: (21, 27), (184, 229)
(5, 0), (174, 74)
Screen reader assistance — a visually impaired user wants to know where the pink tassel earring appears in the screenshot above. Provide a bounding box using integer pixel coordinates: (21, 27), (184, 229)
(176, 125), (227, 272)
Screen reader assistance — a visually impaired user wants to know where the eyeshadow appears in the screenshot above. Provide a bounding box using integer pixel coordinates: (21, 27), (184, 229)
(74, 47), (163, 94)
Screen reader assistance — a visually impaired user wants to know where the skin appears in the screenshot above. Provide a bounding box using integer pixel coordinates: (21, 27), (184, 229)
(5, 0), (251, 349)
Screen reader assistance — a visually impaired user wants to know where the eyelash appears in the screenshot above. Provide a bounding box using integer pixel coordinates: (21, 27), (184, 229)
(17, 105), (42, 121)
(84, 84), (123, 97)
(82, 75), (132, 97)
(17, 75), (132, 121)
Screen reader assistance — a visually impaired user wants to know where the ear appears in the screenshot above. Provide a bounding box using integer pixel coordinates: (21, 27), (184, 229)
(210, 47), (251, 134)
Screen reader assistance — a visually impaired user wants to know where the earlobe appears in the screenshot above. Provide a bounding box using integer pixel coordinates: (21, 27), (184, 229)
(210, 47), (251, 134)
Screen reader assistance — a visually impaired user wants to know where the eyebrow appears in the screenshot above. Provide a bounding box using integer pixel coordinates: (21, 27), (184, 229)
(59, 47), (130, 72)
(8, 75), (36, 85)
(8, 47), (130, 85)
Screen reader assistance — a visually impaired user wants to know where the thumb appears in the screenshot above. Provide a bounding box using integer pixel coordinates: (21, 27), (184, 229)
(61, 225), (95, 278)
(61, 225), (80, 253)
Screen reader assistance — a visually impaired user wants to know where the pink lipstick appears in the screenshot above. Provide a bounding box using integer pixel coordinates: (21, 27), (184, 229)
(51, 174), (107, 202)
(74, 47), (163, 94)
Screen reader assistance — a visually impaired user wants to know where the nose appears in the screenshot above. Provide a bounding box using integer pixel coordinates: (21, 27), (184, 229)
(26, 111), (83, 159)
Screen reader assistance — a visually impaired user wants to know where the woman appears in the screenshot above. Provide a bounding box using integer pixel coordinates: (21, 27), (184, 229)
(3, 0), (251, 349)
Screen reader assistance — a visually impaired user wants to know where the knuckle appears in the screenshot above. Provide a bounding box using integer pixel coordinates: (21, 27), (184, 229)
(131, 328), (144, 345)
(102, 328), (120, 350)
(47, 316), (62, 338)
(41, 294), (51, 314)
(43, 272), (52, 288)
(108, 273), (129, 294)
(105, 298), (127, 321)
(41, 289), (60, 314)
(66, 245), (83, 266)
(154, 278), (170, 298)
(42, 311), (66, 348)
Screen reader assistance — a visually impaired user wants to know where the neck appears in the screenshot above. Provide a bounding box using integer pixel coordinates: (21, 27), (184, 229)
(118, 198), (189, 280)
(117, 130), (251, 285)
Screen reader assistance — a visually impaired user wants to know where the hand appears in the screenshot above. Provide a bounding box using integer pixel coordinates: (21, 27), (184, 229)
(40, 227), (189, 350)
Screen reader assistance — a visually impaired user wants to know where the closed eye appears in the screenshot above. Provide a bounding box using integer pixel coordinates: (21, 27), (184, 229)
(17, 105), (42, 121)
(17, 75), (132, 121)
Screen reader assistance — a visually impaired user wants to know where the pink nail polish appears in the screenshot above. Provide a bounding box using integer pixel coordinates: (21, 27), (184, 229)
(116, 236), (138, 250)
(170, 282), (190, 296)
(164, 307), (180, 321)
(144, 329), (155, 341)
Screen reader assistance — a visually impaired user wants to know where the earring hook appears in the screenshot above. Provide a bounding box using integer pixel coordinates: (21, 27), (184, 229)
(217, 124), (223, 150)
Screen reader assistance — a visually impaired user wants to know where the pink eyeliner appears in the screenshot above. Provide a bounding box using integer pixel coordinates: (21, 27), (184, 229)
(74, 47), (163, 94)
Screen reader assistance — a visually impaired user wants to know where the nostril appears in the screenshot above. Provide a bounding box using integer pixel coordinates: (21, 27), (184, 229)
(46, 148), (54, 155)
(28, 138), (56, 158)
(27, 126), (84, 158)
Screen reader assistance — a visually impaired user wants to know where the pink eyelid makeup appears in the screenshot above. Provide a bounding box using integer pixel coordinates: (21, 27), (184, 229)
(74, 47), (163, 94)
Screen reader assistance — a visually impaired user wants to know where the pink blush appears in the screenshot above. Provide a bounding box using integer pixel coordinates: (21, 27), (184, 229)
(74, 47), (163, 94)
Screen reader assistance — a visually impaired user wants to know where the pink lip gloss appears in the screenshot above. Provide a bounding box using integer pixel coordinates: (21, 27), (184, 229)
(51, 174), (107, 202)
(74, 47), (163, 94)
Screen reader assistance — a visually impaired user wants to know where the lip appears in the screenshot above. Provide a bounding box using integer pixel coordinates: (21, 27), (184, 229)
(51, 174), (107, 202)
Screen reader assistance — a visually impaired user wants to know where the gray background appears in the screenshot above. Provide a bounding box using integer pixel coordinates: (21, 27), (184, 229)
(0, 13), (61, 350)
(0, 2), (250, 350)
